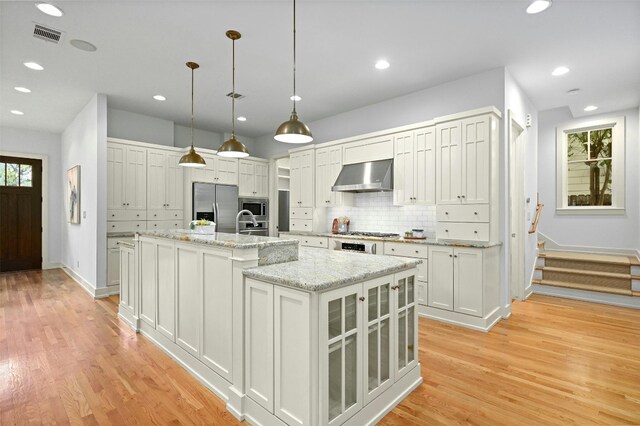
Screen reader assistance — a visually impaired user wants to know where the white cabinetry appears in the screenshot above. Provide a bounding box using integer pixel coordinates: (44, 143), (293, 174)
(156, 241), (176, 341)
(315, 146), (352, 207)
(147, 148), (184, 220)
(383, 242), (428, 306)
(107, 238), (121, 288)
(119, 243), (136, 321)
(107, 143), (147, 214)
(189, 154), (239, 185)
(239, 159), (268, 198)
(290, 149), (314, 208)
(393, 127), (436, 206)
(176, 243), (200, 357)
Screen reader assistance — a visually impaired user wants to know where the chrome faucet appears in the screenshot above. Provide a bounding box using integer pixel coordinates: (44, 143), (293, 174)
(236, 209), (258, 234)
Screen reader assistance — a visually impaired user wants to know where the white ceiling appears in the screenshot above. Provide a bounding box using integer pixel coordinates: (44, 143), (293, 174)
(1, 0), (639, 138)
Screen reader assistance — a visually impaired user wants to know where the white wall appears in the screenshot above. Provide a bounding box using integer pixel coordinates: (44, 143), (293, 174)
(538, 106), (639, 253)
(62, 94), (108, 290)
(252, 68), (506, 158)
(504, 69), (539, 299)
(107, 108), (174, 146)
(0, 126), (63, 268)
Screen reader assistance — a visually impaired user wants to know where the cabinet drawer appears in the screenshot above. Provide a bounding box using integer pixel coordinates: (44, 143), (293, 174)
(383, 242), (428, 259)
(290, 219), (313, 232)
(148, 210), (184, 221)
(290, 207), (313, 219)
(108, 220), (146, 233)
(299, 235), (328, 249)
(437, 222), (489, 241)
(108, 210), (146, 221)
(148, 220), (182, 230)
(436, 204), (489, 222)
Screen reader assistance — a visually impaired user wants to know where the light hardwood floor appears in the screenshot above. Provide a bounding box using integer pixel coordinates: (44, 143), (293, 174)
(1, 269), (639, 425)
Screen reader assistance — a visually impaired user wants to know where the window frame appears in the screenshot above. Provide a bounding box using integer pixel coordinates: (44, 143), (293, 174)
(556, 116), (625, 215)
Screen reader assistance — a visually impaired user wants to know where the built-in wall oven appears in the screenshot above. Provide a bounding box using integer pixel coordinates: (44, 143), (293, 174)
(332, 239), (377, 254)
(238, 198), (269, 236)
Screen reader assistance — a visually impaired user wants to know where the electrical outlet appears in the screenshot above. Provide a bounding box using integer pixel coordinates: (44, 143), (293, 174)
(83, 211), (87, 219)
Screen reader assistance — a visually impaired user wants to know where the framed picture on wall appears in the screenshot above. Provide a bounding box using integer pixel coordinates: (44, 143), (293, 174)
(67, 165), (80, 224)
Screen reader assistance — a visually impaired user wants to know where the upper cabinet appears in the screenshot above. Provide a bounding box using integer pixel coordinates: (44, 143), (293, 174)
(290, 149), (314, 208)
(147, 148), (184, 220)
(436, 115), (492, 205)
(190, 155), (239, 186)
(108, 142), (147, 214)
(393, 127), (435, 206)
(315, 145), (352, 208)
(239, 159), (269, 198)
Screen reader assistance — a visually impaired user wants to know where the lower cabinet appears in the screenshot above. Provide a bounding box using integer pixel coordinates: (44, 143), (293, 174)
(244, 268), (419, 426)
(107, 238), (121, 288)
(119, 244), (135, 316)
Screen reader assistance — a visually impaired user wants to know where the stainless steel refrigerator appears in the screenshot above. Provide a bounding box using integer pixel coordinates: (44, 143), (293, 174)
(192, 183), (239, 233)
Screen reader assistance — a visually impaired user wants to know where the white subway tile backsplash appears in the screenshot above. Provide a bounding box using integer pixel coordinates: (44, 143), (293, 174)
(327, 192), (436, 236)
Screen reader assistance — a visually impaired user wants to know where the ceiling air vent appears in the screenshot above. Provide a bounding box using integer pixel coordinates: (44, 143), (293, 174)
(33, 24), (63, 44)
(226, 92), (245, 100)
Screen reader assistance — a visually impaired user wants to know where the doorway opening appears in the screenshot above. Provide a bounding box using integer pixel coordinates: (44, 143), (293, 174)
(269, 155), (291, 236)
(508, 112), (526, 301)
(0, 156), (43, 272)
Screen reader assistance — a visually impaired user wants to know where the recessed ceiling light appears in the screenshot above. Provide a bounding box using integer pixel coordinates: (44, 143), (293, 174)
(526, 0), (552, 14)
(153, 95), (166, 101)
(375, 59), (390, 70)
(10, 110), (25, 115)
(290, 95), (301, 101)
(551, 66), (569, 76)
(584, 105), (598, 112)
(237, 116), (247, 122)
(70, 39), (97, 52)
(14, 87), (31, 93)
(36, 3), (64, 17)
(24, 62), (44, 71)
(567, 88), (580, 95)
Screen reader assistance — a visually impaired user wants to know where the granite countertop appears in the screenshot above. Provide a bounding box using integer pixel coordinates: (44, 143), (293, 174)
(107, 232), (136, 238)
(116, 240), (135, 248)
(243, 247), (421, 292)
(279, 231), (502, 248)
(139, 229), (299, 250)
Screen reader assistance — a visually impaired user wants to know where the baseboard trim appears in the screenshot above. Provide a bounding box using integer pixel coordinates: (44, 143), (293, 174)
(418, 305), (502, 332)
(502, 304), (512, 319)
(533, 284), (640, 309)
(538, 231), (640, 257)
(43, 262), (61, 270)
(61, 265), (97, 298)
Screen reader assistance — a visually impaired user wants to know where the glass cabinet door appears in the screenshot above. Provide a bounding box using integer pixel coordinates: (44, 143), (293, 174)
(363, 276), (394, 404)
(394, 270), (418, 379)
(320, 286), (362, 425)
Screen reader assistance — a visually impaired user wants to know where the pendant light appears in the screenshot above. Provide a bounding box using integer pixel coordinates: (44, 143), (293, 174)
(274, 0), (313, 144)
(217, 30), (250, 158)
(179, 62), (207, 167)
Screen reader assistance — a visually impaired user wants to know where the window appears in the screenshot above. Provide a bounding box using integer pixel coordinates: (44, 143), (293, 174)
(556, 117), (625, 214)
(0, 162), (33, 187)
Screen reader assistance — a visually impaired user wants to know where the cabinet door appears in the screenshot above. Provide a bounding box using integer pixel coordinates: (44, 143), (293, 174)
(299, 151), (314, 208)
(320, 285), (362, 425)
(156, 241), (175, 341)
(428, 246), (454, 311)
(363, 276), (393, 404)
(453, 248), (484, 317)
(107, 247), (120, 288)
(165, 153), (184, 211)
(245, 279), (274, 413)
(414, 126), (436, 205)
(315, 148), (330, 207)
(201, 249), (233, 381)
(215, 157), (239, 185)
(290, 156), (302, 206)
(393, 269), (418, 380)
(139, 240), (157, 327)
(436, 121), (462, 204)
(254, 163), (269, 198)
(274, 286), (311, 426)
(147, 149), (167, 212)
(176, 244), (200, 357)
(107, 144), (126, 210)
(461, 115), (490, 204)
(393, 131), (414, 205)
(238, 160), (255, 197)
(119, 248), (129, 309)
(328, 146), (346, 206)
(125, 146), (147, 210)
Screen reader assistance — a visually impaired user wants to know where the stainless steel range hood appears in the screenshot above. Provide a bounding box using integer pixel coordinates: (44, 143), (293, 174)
(332, 159), (393, 193)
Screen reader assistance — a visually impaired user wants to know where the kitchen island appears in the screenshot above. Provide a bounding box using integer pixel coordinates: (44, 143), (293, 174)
(119, 230), (421, 426)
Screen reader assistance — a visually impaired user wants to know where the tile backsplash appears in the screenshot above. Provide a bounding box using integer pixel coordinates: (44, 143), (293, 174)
(326, 192), (436, 236)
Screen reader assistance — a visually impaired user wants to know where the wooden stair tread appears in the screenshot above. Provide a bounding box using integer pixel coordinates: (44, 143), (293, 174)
(532, 279), (632, 296)
(535, 266), (631, 280)
(540, 251), (631, 265)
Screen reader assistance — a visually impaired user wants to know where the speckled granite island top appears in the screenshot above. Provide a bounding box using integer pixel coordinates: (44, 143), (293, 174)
(139, 229), (298, 250)
(243, 247), (421, 292)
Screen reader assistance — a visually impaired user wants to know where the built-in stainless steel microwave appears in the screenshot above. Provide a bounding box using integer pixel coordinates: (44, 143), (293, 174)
(239, 198), (268, 220)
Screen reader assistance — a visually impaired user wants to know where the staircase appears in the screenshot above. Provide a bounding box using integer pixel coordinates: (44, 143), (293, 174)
(533, 242), (640, 297)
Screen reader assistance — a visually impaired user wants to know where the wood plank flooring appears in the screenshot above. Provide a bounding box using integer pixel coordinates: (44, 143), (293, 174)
(2, 269), (640, 425)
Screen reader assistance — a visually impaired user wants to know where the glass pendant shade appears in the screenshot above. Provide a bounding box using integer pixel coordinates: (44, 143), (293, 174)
(275, 111), (313, 143)
(218, 136), (249, 158)
(179, 147), (207, 167)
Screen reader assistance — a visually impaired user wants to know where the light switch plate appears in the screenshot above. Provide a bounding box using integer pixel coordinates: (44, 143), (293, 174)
(83, 211), (87, 218)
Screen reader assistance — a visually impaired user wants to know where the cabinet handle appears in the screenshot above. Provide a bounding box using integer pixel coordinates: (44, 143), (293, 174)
(359, 297), (365, 302)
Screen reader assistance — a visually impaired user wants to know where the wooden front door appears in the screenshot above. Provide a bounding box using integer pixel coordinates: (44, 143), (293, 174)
(0, 156), (42, 272)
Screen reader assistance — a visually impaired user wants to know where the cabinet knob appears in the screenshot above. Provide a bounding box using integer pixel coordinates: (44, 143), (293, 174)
(454, 255), (458, 258)
(449, 254), (453, 258)
(359, 297), (365, 302)
(461, 195), (466, 199)
(445, 212), (449, 215)
(474, 230), (478, 234)
(111, 214), (115, 217)
(415, 250), (419, 254)
(391, 248), (395, 251)
(445, 229), (449, 232)
(474, 212), (478, 215)
(136, 224), (140, 227)
(136, 214), (140, 217)
(457, 196), (461, 199)
(112, 225), (115, 228)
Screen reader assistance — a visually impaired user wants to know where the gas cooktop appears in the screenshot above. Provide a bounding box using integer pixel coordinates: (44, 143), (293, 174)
(338, 231), (401, 238)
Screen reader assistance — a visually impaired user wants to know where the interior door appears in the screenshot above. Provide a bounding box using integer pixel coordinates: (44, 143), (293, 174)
(0, 156), (42, 272)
